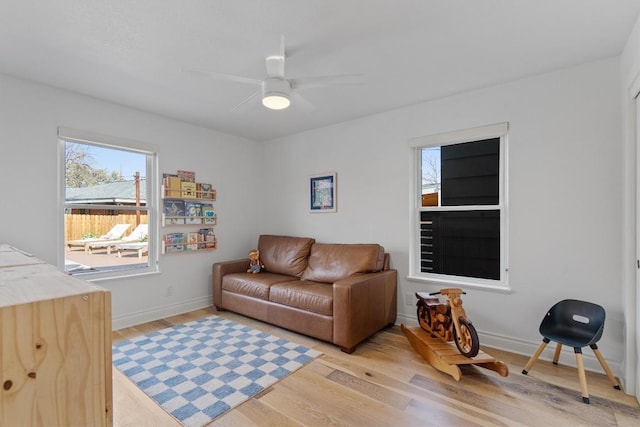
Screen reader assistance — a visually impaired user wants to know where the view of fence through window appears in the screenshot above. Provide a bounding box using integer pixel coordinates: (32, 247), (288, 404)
(63, 141), (151, 275)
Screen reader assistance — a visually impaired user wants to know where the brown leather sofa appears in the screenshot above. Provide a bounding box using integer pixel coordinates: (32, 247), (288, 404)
(212, 235), (397, 353)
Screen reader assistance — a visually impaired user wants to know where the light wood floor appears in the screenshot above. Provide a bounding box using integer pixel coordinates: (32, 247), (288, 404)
(111, 307), (640, 426)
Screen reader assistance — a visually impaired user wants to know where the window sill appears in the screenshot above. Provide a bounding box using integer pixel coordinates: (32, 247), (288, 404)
(75, 267), (160, 283)
(406, 274), (513, 294)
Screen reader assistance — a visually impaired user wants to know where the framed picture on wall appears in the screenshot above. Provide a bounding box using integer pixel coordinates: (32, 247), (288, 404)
(309, 172), (337, 213)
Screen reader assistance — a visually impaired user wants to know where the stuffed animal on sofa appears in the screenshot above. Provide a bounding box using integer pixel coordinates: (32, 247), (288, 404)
(247, 249), (265, 273)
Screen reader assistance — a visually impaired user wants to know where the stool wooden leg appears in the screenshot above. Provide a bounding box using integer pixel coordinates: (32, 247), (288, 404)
(522, 338), (549, 375)
(590, 344), (621, 390)
(575, 348), (590, 404)
(552, 343), (563, 365)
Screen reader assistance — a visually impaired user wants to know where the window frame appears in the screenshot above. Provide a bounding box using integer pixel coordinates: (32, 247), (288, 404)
(408, 123), (509, 291)
(58, 127), (159, 281)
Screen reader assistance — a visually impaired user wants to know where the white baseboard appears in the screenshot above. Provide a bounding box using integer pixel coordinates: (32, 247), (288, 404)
(112, 296), (212, 330)
(394, 312), (622, 378)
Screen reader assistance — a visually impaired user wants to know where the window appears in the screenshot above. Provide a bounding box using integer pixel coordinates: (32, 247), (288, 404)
(59, 128), (158, 279)
(409, 123), (508, 290)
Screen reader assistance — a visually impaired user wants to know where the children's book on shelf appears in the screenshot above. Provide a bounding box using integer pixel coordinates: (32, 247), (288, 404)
(186, 232), (199, 250)
(199, 183), (214, 199)
(201, 203), (216, 224)
(165, 232), (185, 252)
(185, 201), (202, 224)
(199, 228), (216, 249)
(181, 181), (197, 198)
(163, 173), (181, 197)
(163, 199), (185, 225)
(165, 232), (184, 244)
(177, 170), (196, 182)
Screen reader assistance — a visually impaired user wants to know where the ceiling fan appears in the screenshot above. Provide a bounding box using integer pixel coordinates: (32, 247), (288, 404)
(180, 35), (363, 112)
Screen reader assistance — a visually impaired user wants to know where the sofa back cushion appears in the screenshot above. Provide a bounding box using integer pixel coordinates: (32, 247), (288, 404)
(301, 243), (385, 283)
(258, 235), (315, 277)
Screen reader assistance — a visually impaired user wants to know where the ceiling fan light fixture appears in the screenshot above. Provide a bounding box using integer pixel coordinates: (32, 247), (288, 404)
(262, 93), (290, 110)
(262, 78), (291, 110)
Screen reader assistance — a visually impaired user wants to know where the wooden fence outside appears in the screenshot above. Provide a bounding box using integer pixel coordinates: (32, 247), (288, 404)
(65, 214), (148, 241)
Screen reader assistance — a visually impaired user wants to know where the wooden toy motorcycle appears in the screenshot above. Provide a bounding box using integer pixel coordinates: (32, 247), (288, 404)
(415, 288), (480, 358)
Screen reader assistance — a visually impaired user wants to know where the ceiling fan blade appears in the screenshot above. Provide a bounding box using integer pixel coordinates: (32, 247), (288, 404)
(230, 89), (261, 113)
(265, 35), (286, 78)
(290, 74), (364, 90)
(291, 92), (316, 113)
(180, 67), (261, 86)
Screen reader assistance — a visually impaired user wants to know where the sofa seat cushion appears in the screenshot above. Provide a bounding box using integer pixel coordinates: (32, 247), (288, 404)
(269, 281), (333, 317)
(222, 273), (298, 300)
(258, 235), (315, 277)
(301, 243), (385, 283)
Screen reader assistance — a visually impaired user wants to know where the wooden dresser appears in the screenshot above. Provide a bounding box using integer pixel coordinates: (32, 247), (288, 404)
(0, 245), (112, 426)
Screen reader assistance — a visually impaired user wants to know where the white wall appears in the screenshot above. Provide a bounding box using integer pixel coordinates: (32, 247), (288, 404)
(621, 11), (640, 400)
(0, 73), (262, 328)
(261, 58), (626, 376)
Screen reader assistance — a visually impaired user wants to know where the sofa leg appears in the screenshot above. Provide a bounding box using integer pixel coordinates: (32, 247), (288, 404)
(214, 305), (226, 312)
(340, 345), (356, 354)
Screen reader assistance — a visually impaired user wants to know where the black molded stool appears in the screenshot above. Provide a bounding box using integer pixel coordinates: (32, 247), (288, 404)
(521, 299), (621, 403)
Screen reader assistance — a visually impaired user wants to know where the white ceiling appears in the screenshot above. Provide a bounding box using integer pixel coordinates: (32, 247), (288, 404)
(1, 1), (639, 141)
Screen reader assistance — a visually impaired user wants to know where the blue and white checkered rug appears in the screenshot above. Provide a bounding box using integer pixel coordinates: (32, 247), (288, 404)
(112, 315), (321, 427)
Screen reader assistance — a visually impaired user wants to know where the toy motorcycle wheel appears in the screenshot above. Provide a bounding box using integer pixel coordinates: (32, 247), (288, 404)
(453, 317), (480, 358)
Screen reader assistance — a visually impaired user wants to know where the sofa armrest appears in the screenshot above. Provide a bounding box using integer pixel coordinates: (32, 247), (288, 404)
(332, 269), (397, 352)
(212, 258), (249, 308)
